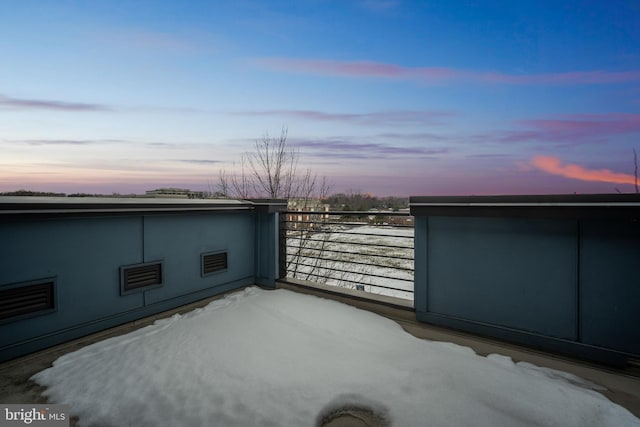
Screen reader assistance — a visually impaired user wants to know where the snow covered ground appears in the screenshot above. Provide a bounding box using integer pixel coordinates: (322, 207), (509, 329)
(287, 225), (414, 300)
(33, 287), (639, 427)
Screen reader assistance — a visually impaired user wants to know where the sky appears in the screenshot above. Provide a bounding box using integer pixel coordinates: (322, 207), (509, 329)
(1, 0), (639, 196)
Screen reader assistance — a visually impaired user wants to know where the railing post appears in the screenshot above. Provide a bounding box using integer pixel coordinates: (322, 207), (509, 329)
(249, 199), (288, 288)
(279, 211), (287, 280)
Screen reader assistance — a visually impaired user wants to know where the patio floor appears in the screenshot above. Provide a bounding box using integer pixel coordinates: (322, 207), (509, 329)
(1, 281), (638, 424)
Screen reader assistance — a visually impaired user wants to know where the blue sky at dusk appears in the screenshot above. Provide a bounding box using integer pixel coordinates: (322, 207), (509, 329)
(1, 0), (639, 196)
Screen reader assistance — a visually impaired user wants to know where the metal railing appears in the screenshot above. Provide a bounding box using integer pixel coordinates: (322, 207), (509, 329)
(279, 210), (414, 300)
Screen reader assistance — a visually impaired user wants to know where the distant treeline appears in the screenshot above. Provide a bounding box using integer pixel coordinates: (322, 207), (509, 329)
(323, 193), (408, 211)
(0, 190), (66, 197)
(0, 190), (139, 198)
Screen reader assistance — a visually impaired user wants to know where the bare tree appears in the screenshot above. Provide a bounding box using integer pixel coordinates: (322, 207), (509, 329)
(219, 127), (327, 201)
(634, 148), (638, 193)
(218, 127), (331, 282)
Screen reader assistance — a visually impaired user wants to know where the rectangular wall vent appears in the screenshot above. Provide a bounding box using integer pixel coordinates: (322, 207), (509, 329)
(120, 261), (163, 295)
(202, 251), (228, 276)
(0, 279), (55, 324)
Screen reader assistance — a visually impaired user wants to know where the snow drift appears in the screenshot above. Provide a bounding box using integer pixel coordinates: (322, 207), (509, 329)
(32, 287), (639, 426)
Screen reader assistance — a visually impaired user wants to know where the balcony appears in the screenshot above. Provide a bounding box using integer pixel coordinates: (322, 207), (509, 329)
(1, 195), (639, 425)
(280, 209), (415, 301)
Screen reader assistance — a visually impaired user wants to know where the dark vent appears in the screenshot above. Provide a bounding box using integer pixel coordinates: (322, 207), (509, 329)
(120, 262), (163, 295)
(202, 252), (228, 276)
(0, 280), (55, 323)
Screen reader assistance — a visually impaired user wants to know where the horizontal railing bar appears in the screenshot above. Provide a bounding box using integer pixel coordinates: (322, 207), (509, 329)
(287, 235), (413, 246)
(288, 276), (414, 294)
(285, 271), (414, 293)
(284, 220), (414, 229)
(287, 247), (414, 262)
(287, 249), (414, 269)
(282, 210), (416, 297)
(286, 231), (414, 241)
(287, 236), (413, 250)
(282, 219), (413, 228)
(287, 253), (414, 272)
(285, 225), (413, 239)
(284, 210), (412, 216)
(288, 273), (413, 293)
(288, 261), (413, 283)
(287, 244), (415, 262)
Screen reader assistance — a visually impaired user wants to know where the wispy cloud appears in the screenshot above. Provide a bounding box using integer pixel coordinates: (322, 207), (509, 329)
(0, 94), (111, 112)
(229, 109), (452, 125)
(144, 141), (214, 151)
(8, 140), (93, 146)
(127, 105), (203, 114)
(531, 155), (637, 185)
(145, 142), (184, 149)
(501, 113), (640, 145)
(486, 71), (640, 85)
(377, 132), (451, 142)
(0, 94), (199, 114)
(6, 138), (121, 146)
(253, 58), (640, 85)
(466, 153), (515, 159)
(292, 138), (448, 159)
(2, 139), (212, 153)
(176, 159), (223, 165)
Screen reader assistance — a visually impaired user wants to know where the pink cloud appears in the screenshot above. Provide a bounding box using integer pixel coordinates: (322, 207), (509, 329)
(253, 58), (640, 85)
(482, 71), (640, 85)
(254, 58), (465, 81)
(525, 113), (640, 133)
(500, 113), (640, 145)
(531, 156), (637, 185)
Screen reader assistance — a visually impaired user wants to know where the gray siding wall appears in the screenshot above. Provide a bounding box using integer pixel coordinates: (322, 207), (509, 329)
(414, 215), (639, 364)
(0, 210), (272, 362)
(580, 220), (640, 356)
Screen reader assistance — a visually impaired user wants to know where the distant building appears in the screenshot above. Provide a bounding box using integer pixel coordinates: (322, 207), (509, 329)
(145, 188), (207, 199)
(287, 198), (330, 229)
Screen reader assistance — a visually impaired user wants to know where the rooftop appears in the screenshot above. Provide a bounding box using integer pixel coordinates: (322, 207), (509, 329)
(1, 283), (638, 426)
